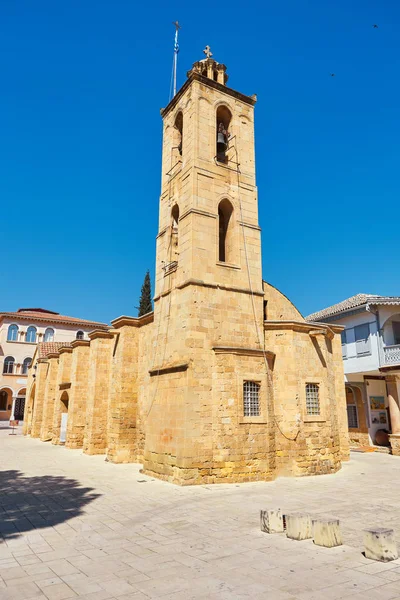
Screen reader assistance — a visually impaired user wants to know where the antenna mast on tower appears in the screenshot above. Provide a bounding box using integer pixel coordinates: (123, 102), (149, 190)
(172, 21), (181, 98)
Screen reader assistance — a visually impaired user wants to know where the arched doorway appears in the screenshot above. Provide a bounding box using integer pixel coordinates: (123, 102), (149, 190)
(0, 388), (13, 421)
(14, 388), (26, 421)
(59, 391), (69, 443)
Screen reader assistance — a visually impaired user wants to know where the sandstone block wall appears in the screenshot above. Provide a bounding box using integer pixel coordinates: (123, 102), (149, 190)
(52, 348), (73, 445)
(40, 355), (59, 441)
(83, 331), (113, 455)
(66, 341), (90, 449)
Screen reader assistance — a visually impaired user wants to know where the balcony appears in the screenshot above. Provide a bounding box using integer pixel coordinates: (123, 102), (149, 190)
(384, 344), (400, 366)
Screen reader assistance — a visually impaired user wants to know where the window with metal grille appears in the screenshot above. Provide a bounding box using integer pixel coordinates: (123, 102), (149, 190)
(305, 383), (320, 415)
(347, 404), (358, 429)
(243, 381), (260, 416)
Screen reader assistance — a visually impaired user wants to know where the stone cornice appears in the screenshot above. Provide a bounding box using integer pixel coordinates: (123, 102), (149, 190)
(179, 207), (217, 221)
(160, 72), (256, 119)
(88, 330), (114, 341)
(264, 320), (342, 337)
(37, 358), (48, 364)
(149, 362), (189, 376)
(59, 346), (73, 355)
(111, 313), (154, 329)
(213, 346), (275, 359)
(172, 278), (264, 298)
(70, 339), (91, 348)
(46, 353), (60, 359)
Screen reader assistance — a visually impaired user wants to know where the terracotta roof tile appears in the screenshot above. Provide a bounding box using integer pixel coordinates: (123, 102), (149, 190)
(38, 342), (72, 358)
(0, 310), (108, 328)
(306, 293), (400, 322)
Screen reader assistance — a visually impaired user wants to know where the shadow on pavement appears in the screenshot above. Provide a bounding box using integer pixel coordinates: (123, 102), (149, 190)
(0, 470), (101, 541)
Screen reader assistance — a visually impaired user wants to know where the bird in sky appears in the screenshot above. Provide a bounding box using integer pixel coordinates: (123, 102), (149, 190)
(373, 24), (378, 28)
(330, 73), (336, 77)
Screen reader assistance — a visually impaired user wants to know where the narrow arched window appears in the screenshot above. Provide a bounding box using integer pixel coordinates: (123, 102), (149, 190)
(44, 328), (54, 342)
(218, 199), (234, 263)
(216, 105), (232, 163)
(22, 358), (32, 375)
(76, 330), (84, 340)
(7, 324), (18, 342)
(26, 326), (37, 343)
(171, 204), (179, 259)
(174, 111), (183, 157)
(3, 356), (15, 374)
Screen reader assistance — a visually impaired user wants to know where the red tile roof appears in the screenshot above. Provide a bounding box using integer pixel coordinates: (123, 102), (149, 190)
(0, 309), (108, 328)
(38, 342), (72, 358)
(307, 294), (400, 322)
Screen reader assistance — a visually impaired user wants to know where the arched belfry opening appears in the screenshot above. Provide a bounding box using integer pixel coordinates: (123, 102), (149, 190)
(173, 111), (183, 157)
(171, 204), (179, 259)
(216, 105), (231, 163)
(218, 199), (234, 263)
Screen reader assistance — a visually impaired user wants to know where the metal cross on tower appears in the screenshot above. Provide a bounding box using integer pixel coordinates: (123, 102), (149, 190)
(203, 45), (213, 59)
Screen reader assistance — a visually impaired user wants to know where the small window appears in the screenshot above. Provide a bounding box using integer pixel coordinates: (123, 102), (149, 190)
(26, 326), (37, 343)
(243, 381), (260, 417)
(3, 356), (15, 374)
(341, 330), (347, 359)
(76, 330), (84, 340)
(305, 383), (320, 416)
(347, 404), (358, 429)
(44, 328), (54, 342)
(7, 324), (19, 342)
(22, 358), (32, 375)
(0, 391), (7, 411)
(263, 300), (268, 321)
(355, 323), (371, 356)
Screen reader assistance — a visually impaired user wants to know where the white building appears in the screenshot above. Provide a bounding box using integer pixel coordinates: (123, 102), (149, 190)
(0, 308), (107, 422)
(307, 294), (400, 450)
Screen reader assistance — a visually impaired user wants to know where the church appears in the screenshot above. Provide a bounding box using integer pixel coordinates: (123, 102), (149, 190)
(24, 49), (349, 485)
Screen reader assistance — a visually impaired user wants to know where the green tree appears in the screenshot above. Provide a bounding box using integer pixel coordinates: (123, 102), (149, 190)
(137, 270), (153, 316)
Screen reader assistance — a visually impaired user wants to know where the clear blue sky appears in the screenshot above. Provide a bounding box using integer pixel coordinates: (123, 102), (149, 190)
(1, 0), (399, 323)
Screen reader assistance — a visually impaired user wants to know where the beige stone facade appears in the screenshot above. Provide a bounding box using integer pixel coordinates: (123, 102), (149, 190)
(24, 51), (349, 484)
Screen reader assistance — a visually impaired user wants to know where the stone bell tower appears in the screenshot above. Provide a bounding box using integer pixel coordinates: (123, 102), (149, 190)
(142, 48), (271, 484)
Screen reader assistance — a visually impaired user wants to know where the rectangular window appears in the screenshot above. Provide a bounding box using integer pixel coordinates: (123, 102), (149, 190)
(347, 404), (358, 429)
(341, 330), (347, 359)
(355, 323), (371, 356)
(243, 381), (260, 417)
(305, 383), (320, 416)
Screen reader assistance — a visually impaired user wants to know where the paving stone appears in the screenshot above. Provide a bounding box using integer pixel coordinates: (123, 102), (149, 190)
(4, 431), (400, 599)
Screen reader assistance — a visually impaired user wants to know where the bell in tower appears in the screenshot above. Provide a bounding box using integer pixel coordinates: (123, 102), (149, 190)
(217, 122), (228, 162)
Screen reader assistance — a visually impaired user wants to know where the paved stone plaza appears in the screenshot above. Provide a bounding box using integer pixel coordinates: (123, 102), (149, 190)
(1, 427), (400, 599)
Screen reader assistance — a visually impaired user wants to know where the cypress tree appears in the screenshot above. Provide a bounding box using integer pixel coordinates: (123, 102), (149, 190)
(137, 270), (153, 316)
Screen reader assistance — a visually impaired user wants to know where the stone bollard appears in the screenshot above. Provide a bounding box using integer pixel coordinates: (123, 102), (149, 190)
(312, 517), (342, 548)
(364, 528), (398, 562)
(260, 509), (284, 534)
(285, 513), (312, 541)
